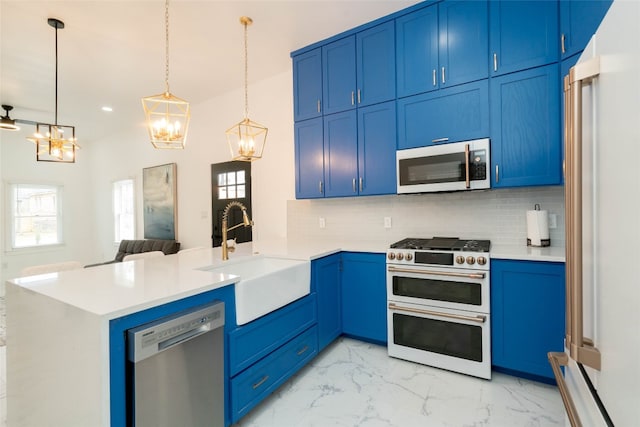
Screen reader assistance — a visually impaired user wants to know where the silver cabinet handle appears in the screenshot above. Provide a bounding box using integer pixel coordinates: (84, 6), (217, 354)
(388, 302), (486, 324)
(495, 164), (499, 183)
(352, 178), (357, 192)
(431, 137), (449, 143)
(317, 99), (321, 113)
(388, 266), (485, 280)
(359, 177), (363, 192)
(296, 345), (309, 356)
(548, 352), (582, 427)
(252, 375), (269, 390)
(493, 53), (498, 72)
(357, 89), (361, 104)
(432, 69), (437, 86)
(351, 91), (355, 105)
(561, 34), (566, 54)
(319, 181), (323, 194)
(441, 66), (445, 84)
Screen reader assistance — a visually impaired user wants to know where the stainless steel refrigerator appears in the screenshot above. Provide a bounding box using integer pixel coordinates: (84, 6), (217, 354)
(548, 1), (640, 425)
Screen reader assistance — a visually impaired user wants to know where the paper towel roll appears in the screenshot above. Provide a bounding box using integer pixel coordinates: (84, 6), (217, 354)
(527, 208), (550, 247)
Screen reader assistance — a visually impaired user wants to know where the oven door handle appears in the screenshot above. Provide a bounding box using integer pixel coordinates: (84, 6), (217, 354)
(388, 303), (487, 324)
(387, 266), (485, 280)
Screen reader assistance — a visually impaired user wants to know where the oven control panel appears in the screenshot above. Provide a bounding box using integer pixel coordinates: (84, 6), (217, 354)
(386, 250), (489, 270)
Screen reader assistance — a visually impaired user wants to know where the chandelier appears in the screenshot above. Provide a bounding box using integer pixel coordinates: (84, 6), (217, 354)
(142, 0), (190, 149)
(26, 18), (80, 163)
(225, 17), (267, 162)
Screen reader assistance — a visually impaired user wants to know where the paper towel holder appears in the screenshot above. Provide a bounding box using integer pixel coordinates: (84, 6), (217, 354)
(527, 204), (551, 247)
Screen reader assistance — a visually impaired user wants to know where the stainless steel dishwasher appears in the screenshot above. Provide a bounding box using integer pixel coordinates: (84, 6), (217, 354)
(127, 301), (225, 427)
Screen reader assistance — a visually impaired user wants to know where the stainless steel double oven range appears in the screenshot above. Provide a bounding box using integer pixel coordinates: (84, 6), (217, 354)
(386, 237), (491, 379)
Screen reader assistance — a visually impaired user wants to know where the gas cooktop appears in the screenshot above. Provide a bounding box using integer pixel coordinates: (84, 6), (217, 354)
(390, 237), (491, 253)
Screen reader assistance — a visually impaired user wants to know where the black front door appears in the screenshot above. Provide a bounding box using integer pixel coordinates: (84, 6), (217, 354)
(211, 161), (252, 247)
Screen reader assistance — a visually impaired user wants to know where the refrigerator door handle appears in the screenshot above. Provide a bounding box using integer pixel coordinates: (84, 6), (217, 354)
(548, 352), (582, 427)
(566, 57), (602, 371)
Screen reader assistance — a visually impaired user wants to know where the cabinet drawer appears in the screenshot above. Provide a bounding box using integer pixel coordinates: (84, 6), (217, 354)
(231, 326), (318, 421)
(229, 294), (316, 376)
(397, 79), (489, 149)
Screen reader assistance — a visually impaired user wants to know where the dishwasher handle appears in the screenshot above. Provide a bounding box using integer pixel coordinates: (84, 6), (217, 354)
(128, 301), (225, 363)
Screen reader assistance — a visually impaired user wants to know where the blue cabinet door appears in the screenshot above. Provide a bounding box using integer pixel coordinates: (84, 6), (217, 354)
(396, 5), (439, 98)
(294, 118), (324, 199)
(313, 254), (343, 352)
(489, 0), (558, 76)
(293, 48), (323, 121)
(357, 101), (397, 196)
(491, 63), (561, 188)
(560, 0), (612, 59)
(341, 252), (387, 344)
(356, 20), (396, 107)
(322, 36), (356, 115)
(491, 260), (565, 382)
(323, 110), (358, 197)
(397, 79), (489, 149)
(439, 0), (488, 88)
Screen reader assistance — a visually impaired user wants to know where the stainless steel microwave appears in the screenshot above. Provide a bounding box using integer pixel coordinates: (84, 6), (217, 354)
(397, 138), (490, 194)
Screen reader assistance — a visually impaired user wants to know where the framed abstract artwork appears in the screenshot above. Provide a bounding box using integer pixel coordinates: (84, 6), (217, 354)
(143, 163), (177, 240)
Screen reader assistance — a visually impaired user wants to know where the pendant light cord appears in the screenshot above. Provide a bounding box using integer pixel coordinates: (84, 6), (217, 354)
(243, 20), (249, 120)
(54, 23), (59, 125)
(164, 0), (170, 94)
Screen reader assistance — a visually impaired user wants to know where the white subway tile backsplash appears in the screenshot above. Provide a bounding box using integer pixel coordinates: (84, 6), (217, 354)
(287, 186), (565, 248)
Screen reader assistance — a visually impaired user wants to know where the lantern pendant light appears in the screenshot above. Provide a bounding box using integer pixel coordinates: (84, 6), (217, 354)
(225, 16), (267, 162)
(142, 0), (190, 149)
(26, 18), (80, 163)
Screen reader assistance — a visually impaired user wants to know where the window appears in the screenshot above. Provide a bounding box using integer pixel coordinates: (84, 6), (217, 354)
(113, 179), (135, 242)
(9, 183), (63, 249)
(217, 170), (246, 200)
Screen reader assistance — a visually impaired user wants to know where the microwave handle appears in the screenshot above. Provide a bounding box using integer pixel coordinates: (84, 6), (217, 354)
(465, 143), (470, 189)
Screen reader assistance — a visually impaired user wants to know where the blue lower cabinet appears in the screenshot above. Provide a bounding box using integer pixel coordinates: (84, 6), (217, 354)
(313, 254), (343, 352)
(341, 252), (387, 344)
(397, 79), (489, 149)
(491, 259), (565, 383)
(231, 326), (318, 422)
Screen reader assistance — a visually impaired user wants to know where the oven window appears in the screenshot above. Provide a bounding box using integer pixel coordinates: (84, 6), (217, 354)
(393, 313), (483, 362)
(393, 276), (482, 305)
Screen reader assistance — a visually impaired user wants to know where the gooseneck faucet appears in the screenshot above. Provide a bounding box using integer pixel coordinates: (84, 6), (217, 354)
(221, 201), (253, 261)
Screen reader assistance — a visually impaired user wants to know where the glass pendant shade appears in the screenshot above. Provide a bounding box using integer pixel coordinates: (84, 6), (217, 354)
(142, 92), (190, 149)
(225, 118), (267, 161)
(27, 123), (78, 162)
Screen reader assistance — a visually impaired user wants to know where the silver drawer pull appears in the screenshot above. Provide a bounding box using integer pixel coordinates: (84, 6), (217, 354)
(296, 345), (309, 356)
(431, 137), (449, 143)
(388, 303), (486, 324)
(252, 375), (269, 390)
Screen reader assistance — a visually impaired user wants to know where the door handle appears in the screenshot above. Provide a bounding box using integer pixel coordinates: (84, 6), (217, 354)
(357, 89), (361, 104)
(388, 266), (485, 280)
(352, 178), (357, 193)
(319, 181), (323, 194)
(432, 69), (437, 86)
(317, 99), (321, 113)
(351, 91), (355, 105)
(493, 53), (498, 72)
(359, 177), (363, 192)
(495, 164), (499, 183)
(388, 303), (486, 324)
(548, 352), (582, 427)
(441, 66), (445, 84)
(561, 34), (566, 54)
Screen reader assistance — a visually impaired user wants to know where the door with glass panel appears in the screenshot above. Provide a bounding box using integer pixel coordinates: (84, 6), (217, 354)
(211, 161), (252, 247)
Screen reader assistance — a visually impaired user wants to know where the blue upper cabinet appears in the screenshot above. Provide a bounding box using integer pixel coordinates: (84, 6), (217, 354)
(322, 36), (357, 115)
(396, 5), (439, 97)
(491, 63), (561, 188)
(356, 21), (396, 107)
(294, 117), (324, 199)
(398, 79), (489, 149)
(560, 0), (612, 59)
(396, 1), (488, 98)
(489, 0), (558, 76)
(357, 101), (397, 196)
(323, 110), (359, 197)
(293, 48), (322, 121)
(438, 0), (489, 88)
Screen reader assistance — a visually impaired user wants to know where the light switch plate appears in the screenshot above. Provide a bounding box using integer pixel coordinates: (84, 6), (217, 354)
(319, 217), (326, 229)
(384, 217), (392, 229)
(549, 213), (557, 229)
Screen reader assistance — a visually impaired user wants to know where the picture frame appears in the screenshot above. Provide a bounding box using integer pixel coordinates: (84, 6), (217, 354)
(143, 163), (177, 240)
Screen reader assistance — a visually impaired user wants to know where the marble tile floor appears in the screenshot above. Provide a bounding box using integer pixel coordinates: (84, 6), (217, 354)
(0, 337), (565, 427)
(234, 337), (565, 427)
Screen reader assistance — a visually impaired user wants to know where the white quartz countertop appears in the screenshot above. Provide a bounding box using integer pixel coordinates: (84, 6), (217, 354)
(7, 238), (564, 319)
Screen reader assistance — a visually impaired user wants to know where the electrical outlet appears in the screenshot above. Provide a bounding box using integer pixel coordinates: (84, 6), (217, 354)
(549, 213), (557, 229)
(319, 217), (326, 229)
(384, 217), (392, 229)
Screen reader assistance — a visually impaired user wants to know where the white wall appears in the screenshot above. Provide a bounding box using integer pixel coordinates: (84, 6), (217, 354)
(89, 70), (295, 261)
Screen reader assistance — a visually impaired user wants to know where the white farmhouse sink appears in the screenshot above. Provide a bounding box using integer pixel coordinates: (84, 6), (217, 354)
(200, 256), (310, 325)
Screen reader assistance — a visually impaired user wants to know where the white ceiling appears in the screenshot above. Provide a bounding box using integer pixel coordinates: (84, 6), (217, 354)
(1, 0), (421, 144)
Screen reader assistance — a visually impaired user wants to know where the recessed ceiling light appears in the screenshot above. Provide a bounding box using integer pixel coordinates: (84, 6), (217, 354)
(101, 106), (113, 112)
